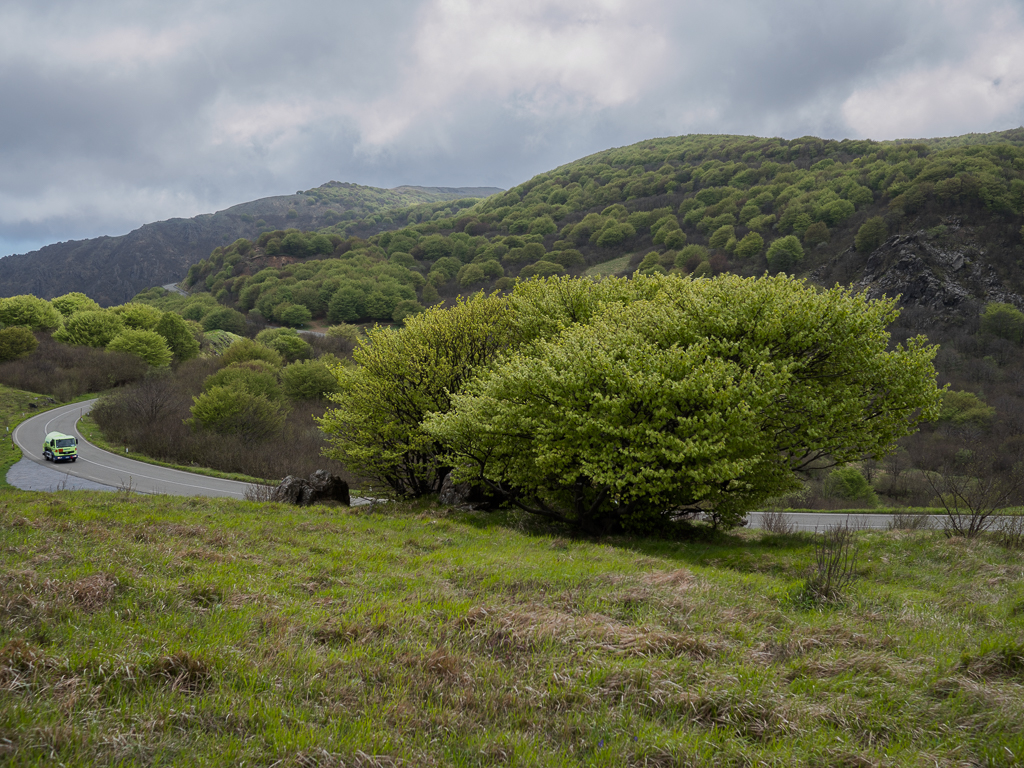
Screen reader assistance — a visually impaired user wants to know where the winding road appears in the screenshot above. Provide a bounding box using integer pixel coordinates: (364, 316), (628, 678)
(9, 399), (249, 498)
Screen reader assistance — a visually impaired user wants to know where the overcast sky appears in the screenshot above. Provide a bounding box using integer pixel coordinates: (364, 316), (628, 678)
(3, 0), (1023, 258)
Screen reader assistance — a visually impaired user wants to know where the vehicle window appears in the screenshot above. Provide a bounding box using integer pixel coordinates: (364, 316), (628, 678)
(56, 439), (75, 448)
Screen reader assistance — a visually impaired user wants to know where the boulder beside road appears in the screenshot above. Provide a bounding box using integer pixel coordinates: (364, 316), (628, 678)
(271, 470), (351, 506)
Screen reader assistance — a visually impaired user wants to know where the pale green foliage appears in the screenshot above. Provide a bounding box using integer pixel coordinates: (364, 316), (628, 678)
(110, 302), (163, 330)
(938, 390), (995, 426)
(518, 260), (565, 279)
(709, 225), (734, 250)
(980, 302), (1024, 344)
(281, 358), (340, 400)
(766, 235), (805, 273)
(254, 328), (312, 362)
(425, 274), (941, 533)
(326, 323), (361, 343)
(154, 312), (200, 362)
(187, 386), (287, 440)
(205, 361), (285, 402)
(107, 329), (173, 367)
(51, 292), (100, 317)
(0, 295), (62, 331)
(220, 339), (283, 367)
(855, 216), (888, 253)
(823, 467), (878, 508)
(319, 292), (519, 496)
(734, 232), (765, 259)
(0, 326), (38, 361)
(53, 310), (125, 348)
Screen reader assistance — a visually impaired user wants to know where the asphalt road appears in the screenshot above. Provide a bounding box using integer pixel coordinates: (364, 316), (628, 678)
(744, 510), (944, 531)
(10, 399), (249, 499)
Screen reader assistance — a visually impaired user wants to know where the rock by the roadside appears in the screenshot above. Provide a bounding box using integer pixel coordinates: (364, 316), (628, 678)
(438, 473), (501, 510)
(439, 473), (473, 506)
(272, 471), (350, 506)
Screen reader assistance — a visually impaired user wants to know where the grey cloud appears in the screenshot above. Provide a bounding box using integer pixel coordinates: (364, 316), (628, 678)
(1, 0), (1022, 260)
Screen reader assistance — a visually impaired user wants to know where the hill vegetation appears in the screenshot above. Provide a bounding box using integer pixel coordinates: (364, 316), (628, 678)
(0, 184), (502, 306)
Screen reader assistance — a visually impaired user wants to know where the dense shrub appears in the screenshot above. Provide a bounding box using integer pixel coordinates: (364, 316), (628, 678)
(254, 328), (312, 362)
(107, 329), (173, 367)
(52, 311), (125, 348)
(0, 335), (148, 399)
(281, 359), (340, 401)
(0, 327), (38, 362)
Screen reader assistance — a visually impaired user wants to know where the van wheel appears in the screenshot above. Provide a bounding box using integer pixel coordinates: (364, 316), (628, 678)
(71, 457), (77, 462)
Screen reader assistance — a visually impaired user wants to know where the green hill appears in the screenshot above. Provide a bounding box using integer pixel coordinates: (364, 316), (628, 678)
(0, 183), (502, 306)
(178, 129), (1024, 330)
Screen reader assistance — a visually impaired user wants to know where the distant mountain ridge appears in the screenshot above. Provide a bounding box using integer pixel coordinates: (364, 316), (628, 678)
(0, 183), (503, 305)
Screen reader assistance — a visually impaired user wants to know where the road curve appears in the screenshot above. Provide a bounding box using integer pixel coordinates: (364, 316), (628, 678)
(11, 399), (249, 499)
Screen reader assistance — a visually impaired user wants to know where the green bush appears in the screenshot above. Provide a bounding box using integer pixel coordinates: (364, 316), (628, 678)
(188, 386), (287, 440)
(823, 467), (878, 508)
(766, 235), (805, 273)
(519, 261), (565, 279)
(220, 339), (283, 368)
(281, 359), (340, 400)
(422, 274), (940, 533)
(276, 303), (313, 328)
(734, 232), (764, 259)
(0, 326), (38, 361)
(205, 362), (285, 402)
(855, 217), (888, 253)
(201, 307), (247, 335)
(254, 328), (311, 362)
(107, 329), (173, 367)
(111, 302), (163, 330)
(51, 292), (100, 317)
(53, 311), (125, 348)
(980, 302), (1024, 344)
(0, 295), (61, 331)
(154, 312), (200, 362)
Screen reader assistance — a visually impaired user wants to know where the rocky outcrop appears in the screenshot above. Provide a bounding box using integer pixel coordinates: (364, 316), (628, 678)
(812, 226), (1024, 322)
(271, 470), (350, 506)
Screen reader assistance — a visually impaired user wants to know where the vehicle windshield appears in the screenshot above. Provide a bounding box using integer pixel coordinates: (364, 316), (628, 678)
(55, 439), (75, 448)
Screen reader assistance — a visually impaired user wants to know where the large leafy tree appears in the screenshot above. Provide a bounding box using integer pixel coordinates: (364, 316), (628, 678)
(53, 310), (125, 347)
(106, 329), (173, 367)
(0, 295), (61, 331)
(319, 292), (518, 496)
(154, 312), (200, 362)
(429, 274), (939, 533)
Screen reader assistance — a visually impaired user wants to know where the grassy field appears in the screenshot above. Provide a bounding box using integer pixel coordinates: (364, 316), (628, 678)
(1, 491), (1022, 766)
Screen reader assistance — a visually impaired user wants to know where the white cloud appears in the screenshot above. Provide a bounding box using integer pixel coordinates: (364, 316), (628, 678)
(842, 7), (1024, 138)
(354, 0), (669, 151)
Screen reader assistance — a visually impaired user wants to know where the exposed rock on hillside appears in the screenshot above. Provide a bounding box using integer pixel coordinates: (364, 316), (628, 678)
(813, 225), (1024, 323)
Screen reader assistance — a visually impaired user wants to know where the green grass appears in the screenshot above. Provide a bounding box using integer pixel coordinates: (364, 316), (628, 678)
(2, 492), (1023, 766)
(76, 414), (275, 486)
(585, 255), (633, 278)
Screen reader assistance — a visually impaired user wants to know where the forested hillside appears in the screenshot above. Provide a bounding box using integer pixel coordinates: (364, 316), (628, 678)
(0, 183), (501, 306)
(166, 129), (1024, 510)
(181, 129), (1024, 330)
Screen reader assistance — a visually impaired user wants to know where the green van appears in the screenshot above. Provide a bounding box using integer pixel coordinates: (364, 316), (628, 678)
(43, 431), (78, 462)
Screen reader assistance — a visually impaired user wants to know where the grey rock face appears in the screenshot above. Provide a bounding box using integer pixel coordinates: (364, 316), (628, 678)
(272, 470), (350, 506)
